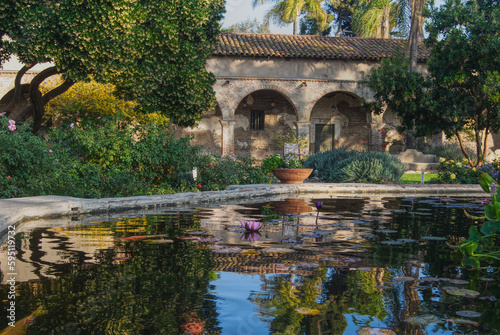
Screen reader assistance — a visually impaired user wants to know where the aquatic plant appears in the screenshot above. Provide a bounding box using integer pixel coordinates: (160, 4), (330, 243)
(460, 173), (500, 268)
(241, 220), (261, 231)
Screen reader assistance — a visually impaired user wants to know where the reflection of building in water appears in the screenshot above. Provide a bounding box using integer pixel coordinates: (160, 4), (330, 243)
(0, 226), (115, 284)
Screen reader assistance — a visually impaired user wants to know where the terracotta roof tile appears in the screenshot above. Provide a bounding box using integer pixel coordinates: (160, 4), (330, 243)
(214, 33), (429, 62)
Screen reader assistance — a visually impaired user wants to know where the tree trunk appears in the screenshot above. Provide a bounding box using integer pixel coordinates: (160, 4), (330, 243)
(293, 9), (300, 35)
(2, 63), (35, 116)
(408, 0), (426, 72)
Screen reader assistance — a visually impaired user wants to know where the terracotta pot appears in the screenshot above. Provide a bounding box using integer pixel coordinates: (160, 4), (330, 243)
(272, 168), (313, 184)
(271, 198), (312, 214)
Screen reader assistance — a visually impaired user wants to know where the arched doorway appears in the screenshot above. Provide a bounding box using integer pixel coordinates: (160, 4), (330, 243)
(233, 90), (297, 160)
(310, 92), (368, 153)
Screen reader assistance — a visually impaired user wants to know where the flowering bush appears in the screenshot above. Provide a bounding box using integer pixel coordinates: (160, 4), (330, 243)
(433, 158), (481, 184)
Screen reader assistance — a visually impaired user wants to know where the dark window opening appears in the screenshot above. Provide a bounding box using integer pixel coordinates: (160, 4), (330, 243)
(250, 110), (264, 130)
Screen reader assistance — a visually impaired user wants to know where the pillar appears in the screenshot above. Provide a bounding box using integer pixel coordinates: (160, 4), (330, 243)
(219, 119), (236, 158)
(295, 121), (312, 156)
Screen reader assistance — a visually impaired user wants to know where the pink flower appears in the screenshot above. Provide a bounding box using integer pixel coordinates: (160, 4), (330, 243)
(8, 120), (15, 125)
(241, 220), (261, 231)
(70, 123), (74, 129)
(49, 149), (53, 153)
(0, 112), (5, 117)
(8, 125), (16, 131)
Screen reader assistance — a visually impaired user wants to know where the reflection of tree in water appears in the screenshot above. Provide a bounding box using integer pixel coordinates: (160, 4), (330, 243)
(1, 214), (222, 334)
(249, 267), (393, 334)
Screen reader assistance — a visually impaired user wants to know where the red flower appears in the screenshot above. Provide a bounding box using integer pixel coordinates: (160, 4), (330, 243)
(197, 184), (202, 189)
(7, 176), (11, 179)
(381, 143), (387, 148)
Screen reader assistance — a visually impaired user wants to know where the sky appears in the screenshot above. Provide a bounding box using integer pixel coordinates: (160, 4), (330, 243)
(223, 0), (447, 35)
(223, 0), (291, 34)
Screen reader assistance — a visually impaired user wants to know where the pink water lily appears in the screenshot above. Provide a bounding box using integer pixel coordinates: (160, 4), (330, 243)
(240, 231), (261, 242)
(241, 220), (261, 231)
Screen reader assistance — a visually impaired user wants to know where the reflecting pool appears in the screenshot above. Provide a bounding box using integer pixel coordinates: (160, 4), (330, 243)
(1, 196), (499, 334)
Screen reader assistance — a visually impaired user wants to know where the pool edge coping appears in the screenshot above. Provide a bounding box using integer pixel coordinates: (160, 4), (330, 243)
(0, 183), (486, 233)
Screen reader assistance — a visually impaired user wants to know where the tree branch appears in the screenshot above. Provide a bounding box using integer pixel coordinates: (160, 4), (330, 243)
(17, 66), (59, 132)
(456, 132), (474, 167)
(2, 63), (36, 116)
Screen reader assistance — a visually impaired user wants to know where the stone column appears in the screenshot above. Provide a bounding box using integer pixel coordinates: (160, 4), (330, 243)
(295, 121), (312, 156)
(369, 123), (386, 152)
(219, 119), (236, 158)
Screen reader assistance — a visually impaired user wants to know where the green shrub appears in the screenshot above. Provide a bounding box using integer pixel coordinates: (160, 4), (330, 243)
(338, 151), (405, 183)
(303, 149), (404, 183)
(198, 156), (271, 191)
(302, 149), (358, 182)
(431, 158), (481, 184)
(260, 154), (284, 175)
(0, 118), (64, 198)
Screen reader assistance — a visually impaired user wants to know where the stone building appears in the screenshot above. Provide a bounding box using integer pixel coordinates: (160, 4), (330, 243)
(1, 33), (432, 159)
(180, 33), (429, 159)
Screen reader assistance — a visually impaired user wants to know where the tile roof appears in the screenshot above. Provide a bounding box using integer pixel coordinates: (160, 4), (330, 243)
(214, 33), (429, 62)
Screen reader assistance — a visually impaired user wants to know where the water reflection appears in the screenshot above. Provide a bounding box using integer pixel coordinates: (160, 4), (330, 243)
(0, 196), (498, 334)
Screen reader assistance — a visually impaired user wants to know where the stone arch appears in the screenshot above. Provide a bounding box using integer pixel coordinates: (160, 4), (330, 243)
(309, 90), (369, 152)
(215, 81), (299, 120)
(233, 88), (298, 160)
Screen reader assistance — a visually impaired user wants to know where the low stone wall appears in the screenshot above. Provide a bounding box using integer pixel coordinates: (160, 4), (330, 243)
(0, 183), (485, 242)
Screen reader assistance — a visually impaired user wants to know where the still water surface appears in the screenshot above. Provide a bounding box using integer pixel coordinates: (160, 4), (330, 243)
(0, 196), (498, 334)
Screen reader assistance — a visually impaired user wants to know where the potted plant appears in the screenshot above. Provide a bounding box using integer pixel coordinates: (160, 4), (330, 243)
(264, 132), (312, 184)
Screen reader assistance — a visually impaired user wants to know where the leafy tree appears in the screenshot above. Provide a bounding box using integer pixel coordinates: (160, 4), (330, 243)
(223, 18), (271, 33)
(252, 0), (329, 35)
(325, 0), (358, 36)
(0, 0), (225, 132)
(363, 0), (500, 167)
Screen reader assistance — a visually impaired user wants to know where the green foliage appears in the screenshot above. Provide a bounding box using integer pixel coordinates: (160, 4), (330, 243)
(1, 0), (225, 127)
(222, 18), (270, 33)
(460, 172), (500, 268)
(198, 156), (271, 191)
(41, 78), (169, 127)
(302, 148), (359, 182)
(0, 118), (63, 198)
(303, 149), (404, 183)
(261, 154), (284, 175)
(338, 151), (405, 183)
(363, 0), (500, 167)
(432, 158), (481, 184)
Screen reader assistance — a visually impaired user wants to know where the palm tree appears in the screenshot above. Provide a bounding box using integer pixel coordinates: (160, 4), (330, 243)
(252, 0), (328, 35)
(352, 0), (399, 38)
(407, 0), (426, 72)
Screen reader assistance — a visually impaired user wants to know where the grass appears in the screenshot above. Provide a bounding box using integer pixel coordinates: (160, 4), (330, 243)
(399, 172), (439, 184)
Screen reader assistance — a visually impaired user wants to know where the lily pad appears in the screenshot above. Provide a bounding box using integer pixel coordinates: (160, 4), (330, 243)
(393, 276), (416, 282)
(445, 318), (480, 326)
(208, 246), (242, 254)
(380, 240), (404, 245)
(419, 277), (440, 282)
(375, 229), (398, 234)
(295, 307), (321, 315)
(356, 327), (397, 335)
(261, 247), (295, 254)
(456, 310), (482, 318)
(146, 239), (173, 244)
(296, 262), (320, 269)
(281, 238), (303, 243)
(197, 237), (222, 243)
(358, 267), (375, 272)
(449, 279), (469, 285)
(397, 238), (418, 243)
(404, 315), (441, 326)
(444, 288), (480, 297)
(421, 236), (447, 241)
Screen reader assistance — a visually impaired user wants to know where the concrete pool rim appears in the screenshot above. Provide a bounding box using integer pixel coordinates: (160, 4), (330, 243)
(0, 183), (487, 234)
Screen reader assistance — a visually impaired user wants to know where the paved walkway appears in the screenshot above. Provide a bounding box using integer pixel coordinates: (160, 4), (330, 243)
(0, 183), (486, 234)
